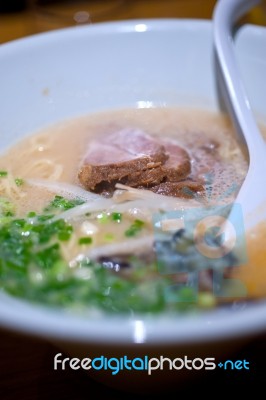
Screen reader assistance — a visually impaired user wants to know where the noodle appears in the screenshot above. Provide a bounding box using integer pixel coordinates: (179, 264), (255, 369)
(21, 159), (63, 180)
(0, 173), (26, 201)
(70, 235), (154, 264)
(26, 179), (102, 202)
(60, 233), (80, 263)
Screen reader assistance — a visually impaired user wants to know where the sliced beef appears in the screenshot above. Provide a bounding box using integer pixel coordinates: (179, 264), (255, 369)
(150, 180), (205, 199)
(78, 128), (168, 190)
(125, 140), (192, 187)
(78, 127), (193, 193)
(125, 141), (191, 188)
(125, 165), (165, 187)
(160, 140), (191, 181)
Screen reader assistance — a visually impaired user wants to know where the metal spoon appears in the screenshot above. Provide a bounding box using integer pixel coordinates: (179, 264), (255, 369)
(213, 0), (266, 236)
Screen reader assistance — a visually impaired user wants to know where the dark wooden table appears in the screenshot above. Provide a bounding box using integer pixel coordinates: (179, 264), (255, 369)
(1, 1), (266, 398)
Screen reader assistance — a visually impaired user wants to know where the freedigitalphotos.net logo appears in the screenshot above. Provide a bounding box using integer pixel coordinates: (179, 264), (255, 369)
(53, 354), (250, 375)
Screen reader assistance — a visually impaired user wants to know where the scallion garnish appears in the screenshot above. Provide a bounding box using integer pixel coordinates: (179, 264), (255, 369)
(125, 219), (145, 237)
(45, 195), (84, 211)
(97, 212), (109, 223)
(104, 233), (115, 242)
(15, 178), (24, 186)
(79, 237), (93, 245)
(111, 212), (122, 222)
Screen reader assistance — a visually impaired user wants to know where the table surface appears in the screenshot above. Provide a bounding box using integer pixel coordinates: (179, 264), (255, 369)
(1, 1), (266, 398)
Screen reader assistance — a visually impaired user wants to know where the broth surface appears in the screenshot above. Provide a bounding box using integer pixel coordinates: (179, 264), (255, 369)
(0, 107), (248, 213)
(0, 107), (265, 314)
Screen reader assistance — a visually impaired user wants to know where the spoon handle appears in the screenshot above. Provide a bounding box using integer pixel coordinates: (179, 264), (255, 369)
(213, 0), (264, 161)
(213, 0), (266, 229)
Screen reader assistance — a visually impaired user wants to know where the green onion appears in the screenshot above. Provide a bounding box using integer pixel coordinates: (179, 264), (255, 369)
(104, 233), (115, 242)
(125, 219), (145, 237)
(0, 195), (211, 315)
(0, 171), (8, 177)
(58, 229), (72, 241)
(34, 243), (61, 269)
(79, 237), (93, 245)
(0, 198), (15, 218)
(45, 195), (84, 211)
(15, 178), (24, 187)
(97, 212), (109, 223)
(5, 211), (14, 217)
(111, 212), (122, 222)
(27, 211), (36, 218)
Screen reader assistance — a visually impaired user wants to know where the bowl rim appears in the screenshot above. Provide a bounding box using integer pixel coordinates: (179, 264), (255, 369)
(0, 293), (266, 344)
(1, 18), (266, 345)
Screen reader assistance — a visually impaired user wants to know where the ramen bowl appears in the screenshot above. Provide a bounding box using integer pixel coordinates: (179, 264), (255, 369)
(0, 19), (266, 393)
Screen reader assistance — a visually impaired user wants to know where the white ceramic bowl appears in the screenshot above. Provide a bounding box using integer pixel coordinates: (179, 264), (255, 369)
(0, 19), (266, 392)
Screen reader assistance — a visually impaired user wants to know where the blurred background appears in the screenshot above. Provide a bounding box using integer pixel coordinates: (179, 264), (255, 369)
(0, 0), (266, 43)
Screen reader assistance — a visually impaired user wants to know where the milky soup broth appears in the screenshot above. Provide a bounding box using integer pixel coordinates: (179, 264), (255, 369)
(0, 107), (248, 210)
(2, 107), (263, 314)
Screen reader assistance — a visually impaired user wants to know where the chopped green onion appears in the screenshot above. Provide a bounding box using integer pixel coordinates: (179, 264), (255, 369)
(79, 237), (93, 245)
(5, 211), (14, 217)
(111, 212), (122, 222)
(0, 193), (213, 315)
(125, 219), (145, 237)
(0, 171), (8, 177)
(58, 230), (72, 241)
(35, 243), (61, 269)
(0, 198), (15, 218)
(15, 178), (24, 187)
(27, 211), (36, 218)
(104, 233), (115, 242)
(134, 219), (145, 228)
(45, 195), (84, 211)
(97, 212), (109, 224)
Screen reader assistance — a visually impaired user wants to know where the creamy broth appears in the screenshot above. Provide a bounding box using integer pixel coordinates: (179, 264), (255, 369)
(0, 107), (265, 314)
(0, 107), (247, 212)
